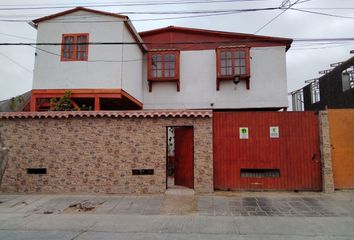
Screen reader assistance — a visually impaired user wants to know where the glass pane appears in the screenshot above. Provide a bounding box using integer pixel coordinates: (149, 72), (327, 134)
(226, 51), (232, 59)
(226, 59), (232, 67)
(235, 51), (240, 58)
(240, 67), (246, 75)
(240, 59), (246, 66)
(157, 70), (162, 78)
(170, 62), (175, 69)
(164, 70), (169, 77)
(221, 59), (226, 67)
(226, 67), (232, 75)
(164, 62), (170, 69)
(221, 67), (226, 75)
(152, 70), (157, 77)
(235, 67), (240, 75)
(170, 70), (175, 77)
(239, 51), (246, 58)
(235, 59), (240, 67)
(156, 62), (162, 69)
(220, 52), (226, 59)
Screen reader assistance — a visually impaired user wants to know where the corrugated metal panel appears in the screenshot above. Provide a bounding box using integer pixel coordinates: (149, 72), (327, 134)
(213, 112), (322, 191)
(328, 109), (354, 189)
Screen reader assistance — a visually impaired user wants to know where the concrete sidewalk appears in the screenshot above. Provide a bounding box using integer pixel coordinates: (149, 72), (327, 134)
(0, 191), (353, 239)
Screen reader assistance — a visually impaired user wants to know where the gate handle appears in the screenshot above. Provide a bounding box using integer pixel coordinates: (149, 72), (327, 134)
(312, 153), (316, 160)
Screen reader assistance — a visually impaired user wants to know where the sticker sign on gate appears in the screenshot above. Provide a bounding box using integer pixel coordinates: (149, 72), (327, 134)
(270, 126), (279, 138)
(239, 127), (249, 139)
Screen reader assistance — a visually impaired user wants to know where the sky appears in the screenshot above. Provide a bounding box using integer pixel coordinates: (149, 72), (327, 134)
(0, 0), (353, 104)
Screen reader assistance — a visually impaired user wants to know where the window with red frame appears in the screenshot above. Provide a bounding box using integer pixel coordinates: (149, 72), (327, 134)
(61, 33), (89, 61)
(148, 50), (180, 92)
(218, 48), (249, 77)
(216, 47), (250, 90)
(149, 51), (179, 79)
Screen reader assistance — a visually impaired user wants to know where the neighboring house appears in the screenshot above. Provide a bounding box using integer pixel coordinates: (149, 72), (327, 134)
(292, 55), (354, 111)
(28, 7), (292, 112)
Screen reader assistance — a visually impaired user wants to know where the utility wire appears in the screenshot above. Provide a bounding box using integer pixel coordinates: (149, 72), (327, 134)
(0, 32), (35, 41)
(290, 8), (354, 19)
(1, 38), (354, 46)
(0, 0), (273, 11)
(253, 0), (301, 34)
(30, 45), (143, 63)
(0, 52), (32, 74)
(0, 7), (281, 22)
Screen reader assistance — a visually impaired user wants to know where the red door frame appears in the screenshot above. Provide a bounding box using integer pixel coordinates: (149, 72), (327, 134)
(166, 126), (194, 189)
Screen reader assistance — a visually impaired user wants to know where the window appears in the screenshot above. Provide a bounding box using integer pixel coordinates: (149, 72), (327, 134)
(310, 80), (320, 104)
(216, 47), (250, 90)
(61, 33), (89, 61)
(291, 89), (304, 111)
(147, 50), (180, 92)
(342, 66), (354, 92)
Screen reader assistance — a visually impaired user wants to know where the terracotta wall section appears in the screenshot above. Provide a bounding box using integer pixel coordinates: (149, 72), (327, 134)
(328, 109), (354, 189)
(0, 116), (212, 194)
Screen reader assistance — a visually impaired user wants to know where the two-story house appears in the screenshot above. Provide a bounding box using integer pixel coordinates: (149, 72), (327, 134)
(29, 7), (292, 112)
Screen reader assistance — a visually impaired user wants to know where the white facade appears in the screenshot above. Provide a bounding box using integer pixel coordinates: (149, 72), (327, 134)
(32, 10), (144, 102)
(32, 9), (289, 110)
(143, 46), (288, 109)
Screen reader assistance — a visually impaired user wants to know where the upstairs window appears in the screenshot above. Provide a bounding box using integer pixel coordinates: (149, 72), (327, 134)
(216, 47), (250, 90)
(148, 50), (180, 92)
(61, 33), (89, 61)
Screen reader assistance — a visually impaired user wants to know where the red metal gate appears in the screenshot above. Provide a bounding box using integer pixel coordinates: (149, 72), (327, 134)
(174, 127), (194, 188)
(213, 112), (322, 191)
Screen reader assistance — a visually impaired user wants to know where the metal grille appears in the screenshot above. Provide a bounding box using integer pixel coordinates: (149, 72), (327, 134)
(240, 169), (280, 178)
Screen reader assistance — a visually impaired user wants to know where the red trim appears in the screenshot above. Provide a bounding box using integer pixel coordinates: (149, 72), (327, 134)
(32, 7), (146, 52)
(140, 26), (292, 51)
(216, 47), (250, 90)
(30, 89), (143, 112)
(147, 50), (180, 92)
(32, 7), (126, 24)
(61, 33), (89, 61)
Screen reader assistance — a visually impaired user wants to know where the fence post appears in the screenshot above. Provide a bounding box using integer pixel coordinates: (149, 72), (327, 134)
(319, 111), (335, 193)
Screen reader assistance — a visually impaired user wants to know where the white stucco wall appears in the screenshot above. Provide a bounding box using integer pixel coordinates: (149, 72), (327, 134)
(32, 10), (144, 101)
(143, 46), (288, 109)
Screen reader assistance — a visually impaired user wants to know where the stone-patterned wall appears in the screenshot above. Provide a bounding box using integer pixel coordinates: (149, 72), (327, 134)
(0, 116), (212, 194)
(319, 111), (335, 193)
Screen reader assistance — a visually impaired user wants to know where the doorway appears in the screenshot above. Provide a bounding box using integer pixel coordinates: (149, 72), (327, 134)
(166, 126), (194, 189)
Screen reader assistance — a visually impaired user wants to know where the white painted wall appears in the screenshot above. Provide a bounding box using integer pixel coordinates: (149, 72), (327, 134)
(32, 10), (144, 102)
(143, 46), (288, 109)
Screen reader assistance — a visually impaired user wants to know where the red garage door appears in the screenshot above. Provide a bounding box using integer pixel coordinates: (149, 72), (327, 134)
(213, 112), (322, 191)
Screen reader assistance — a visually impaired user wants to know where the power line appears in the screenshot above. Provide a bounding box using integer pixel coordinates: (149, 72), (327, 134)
(1, 38), (353, 46)
(0, 32), (35, 41)
(30, 45), (143, 63)
(290, 8), (354, 20)
(0, 7), (281, 23)
(0, 52), (32, 74)
(0, 0), (272, 11)
(253, 0), (302, 34)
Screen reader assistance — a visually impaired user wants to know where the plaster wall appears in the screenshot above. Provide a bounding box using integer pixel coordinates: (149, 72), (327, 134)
(143, 46), (288, 109)
(32, 10), (144, 101)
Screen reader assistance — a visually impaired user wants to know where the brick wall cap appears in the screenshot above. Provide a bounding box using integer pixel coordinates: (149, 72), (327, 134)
(0, 110), (212, 119)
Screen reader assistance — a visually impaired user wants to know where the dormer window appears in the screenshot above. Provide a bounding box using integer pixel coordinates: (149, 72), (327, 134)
(148, 50), (180, 92)
(216, 47), (250, 90)
(61, 33), (89, 61)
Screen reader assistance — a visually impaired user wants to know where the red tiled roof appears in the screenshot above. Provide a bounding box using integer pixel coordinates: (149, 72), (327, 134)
(0, 110), (212, 119)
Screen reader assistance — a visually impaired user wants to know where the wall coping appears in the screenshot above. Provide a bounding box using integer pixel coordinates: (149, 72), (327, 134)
(0, 110), (212, 119)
